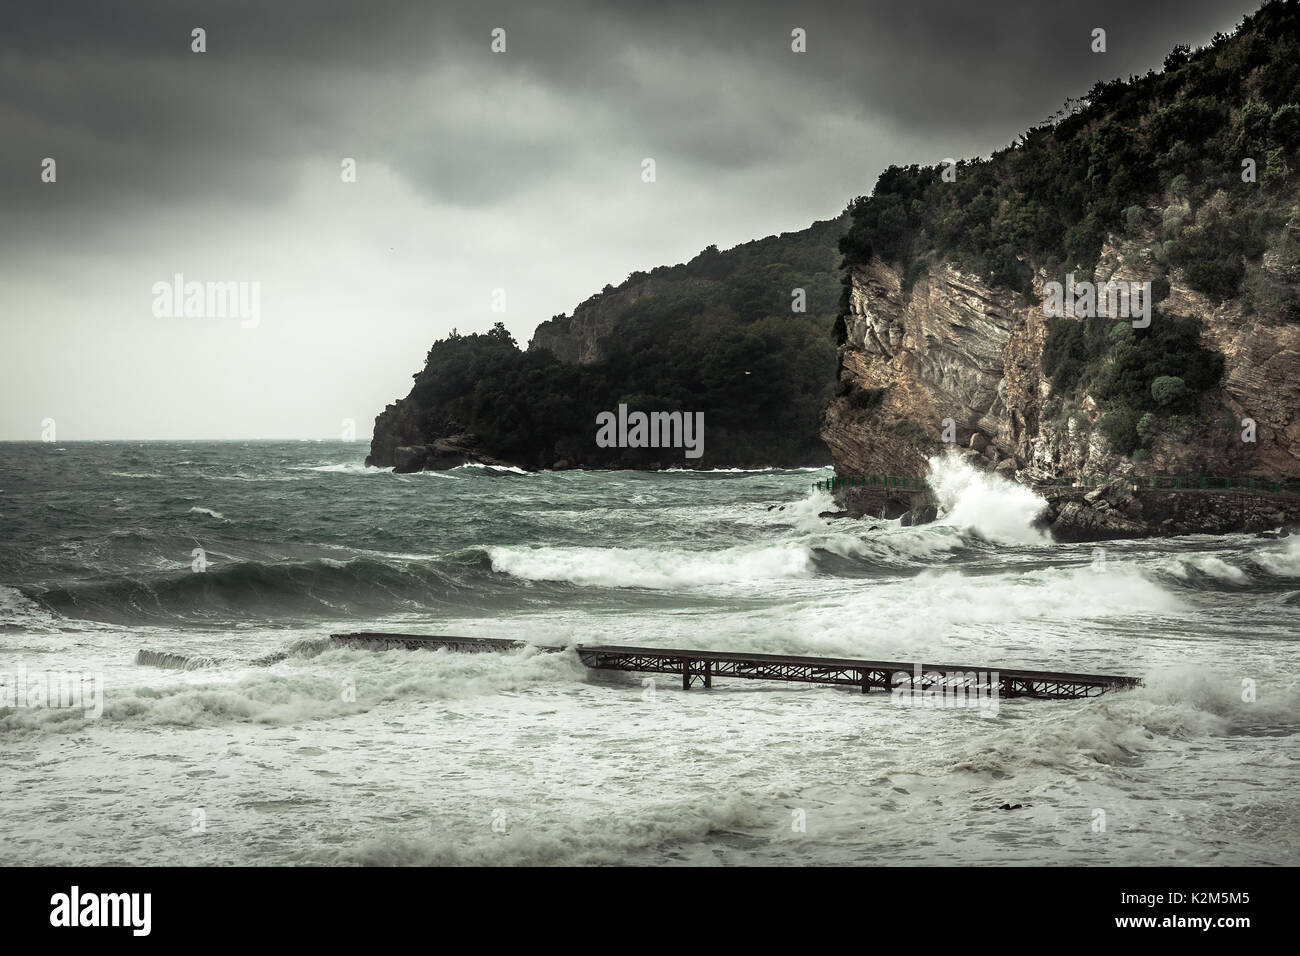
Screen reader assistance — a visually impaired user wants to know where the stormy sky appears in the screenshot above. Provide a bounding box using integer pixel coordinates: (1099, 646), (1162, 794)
(0, 0), (1258, 440)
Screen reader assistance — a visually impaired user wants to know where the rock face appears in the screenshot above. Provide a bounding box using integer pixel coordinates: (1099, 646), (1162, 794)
(1040, 482), (1300, 541)
(529, 276), (714, 366)
(831, 485), (938, 526)
(387, 437), (512, 474)
(822, 258), (1040, 481)
(821, 243), (1300, 520)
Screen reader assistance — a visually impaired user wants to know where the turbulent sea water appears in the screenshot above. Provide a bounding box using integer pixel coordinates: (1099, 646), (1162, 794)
(1, 440), (1297, 866)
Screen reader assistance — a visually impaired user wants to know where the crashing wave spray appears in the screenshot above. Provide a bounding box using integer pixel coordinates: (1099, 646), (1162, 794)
(134, 647), (294, 670)
(135, 649), (226, 670)
(926, 452), (1048, 545)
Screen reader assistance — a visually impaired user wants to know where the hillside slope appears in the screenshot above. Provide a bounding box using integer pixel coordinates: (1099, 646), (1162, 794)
(823, 1), (1300, 494)
(368, 216), (845, 470)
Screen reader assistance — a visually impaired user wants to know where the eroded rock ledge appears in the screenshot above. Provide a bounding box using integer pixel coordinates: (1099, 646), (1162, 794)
(826, 478), (1300, 542)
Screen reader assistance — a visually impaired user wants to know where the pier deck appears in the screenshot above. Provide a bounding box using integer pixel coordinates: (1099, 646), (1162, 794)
(330, 632), (1142, 700)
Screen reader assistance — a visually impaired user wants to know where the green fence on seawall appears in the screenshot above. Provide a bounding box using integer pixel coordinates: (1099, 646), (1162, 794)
(813, 474), (931, 492)
(814, 474), (1300, 496)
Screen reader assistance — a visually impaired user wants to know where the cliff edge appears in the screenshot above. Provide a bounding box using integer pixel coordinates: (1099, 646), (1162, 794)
(822, 3), (1300, 538)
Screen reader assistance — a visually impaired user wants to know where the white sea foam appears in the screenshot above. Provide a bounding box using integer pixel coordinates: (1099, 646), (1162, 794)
(210, 473), (299, 482)
(295, 463), (392, 475)
(0, 645), (585, 736)
(1160, 554), (1250, 583)
(337, 793), (766, 866)
(188, 506), (226, 521)
(1255, 535), (1300, 576)
(11, 448), (1300, 867)
(927, 452), (1048, 545)
(487, 543), (815, 588)
(788, 561), (1184, 660)
(0, 586), (60, 631)
(453, 463), (530, 475)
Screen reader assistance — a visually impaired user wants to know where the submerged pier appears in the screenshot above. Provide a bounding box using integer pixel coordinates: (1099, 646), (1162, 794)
(330, 632), (1141, 700)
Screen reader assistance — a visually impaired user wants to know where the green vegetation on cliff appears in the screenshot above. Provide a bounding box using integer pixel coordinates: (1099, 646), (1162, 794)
(835, 0), (1300, 458)
(372, 217), (844, 468)
(1042, 311), (1225, 454)
(839, 1), (1300, 305)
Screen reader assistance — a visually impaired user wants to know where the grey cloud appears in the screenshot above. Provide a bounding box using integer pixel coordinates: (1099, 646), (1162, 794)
(2, 0), (1258, 228)
(0, 0), (1269, 438)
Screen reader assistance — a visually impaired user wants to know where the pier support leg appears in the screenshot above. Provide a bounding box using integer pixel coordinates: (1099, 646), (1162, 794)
(680, 660), (710, 690)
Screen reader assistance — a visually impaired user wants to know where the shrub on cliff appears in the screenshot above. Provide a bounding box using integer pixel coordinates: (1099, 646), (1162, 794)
(377, 219), (845, 467)
(848, 387), (886, 411)
(1043, 314), (1223, 454)
(835, 0), (1300, 323)
(1151, 375), (1190, 406)
(1099, 407), (1143, 456)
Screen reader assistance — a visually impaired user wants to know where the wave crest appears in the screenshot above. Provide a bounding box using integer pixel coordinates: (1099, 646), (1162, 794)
(927, 452), (1048, 545)
(487, 543), (814, 589)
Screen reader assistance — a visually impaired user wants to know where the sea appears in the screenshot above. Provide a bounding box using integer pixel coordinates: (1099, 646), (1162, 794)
(1, 441), (1297, 865)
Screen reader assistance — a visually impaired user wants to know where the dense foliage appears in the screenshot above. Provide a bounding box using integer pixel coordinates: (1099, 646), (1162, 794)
(399, 216), (845, 467)
(1042, 313), (1225, 454)
(839, 2), (1300, 306)
(837, 1), (1299, 457)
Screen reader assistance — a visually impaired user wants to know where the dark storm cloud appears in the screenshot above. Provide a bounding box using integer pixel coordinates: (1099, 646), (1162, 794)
(0, 0), (1267, 441)
(1, 0), (1256, 229)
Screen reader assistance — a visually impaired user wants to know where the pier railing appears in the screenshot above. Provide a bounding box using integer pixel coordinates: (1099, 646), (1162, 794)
(330, 633), (1143, 700)
(814, 474), (931, 492)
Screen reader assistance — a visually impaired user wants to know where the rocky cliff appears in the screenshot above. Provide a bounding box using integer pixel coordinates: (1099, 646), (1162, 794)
(528, 276), (716, 366)
(367, 218), (844, 471)
(822, 242), (1300, 488)
(822, 3), (1300, 538)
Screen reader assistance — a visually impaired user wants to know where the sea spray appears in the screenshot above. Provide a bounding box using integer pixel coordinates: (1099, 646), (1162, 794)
(1254, 534), (1300, 577)
(487, 542), (815, 589)
(6, 442), (1300, 867)
(927, 452), (1048, 545)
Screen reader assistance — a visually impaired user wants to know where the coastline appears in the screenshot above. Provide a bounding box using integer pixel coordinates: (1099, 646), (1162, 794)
(825, 478), (1300, 542)
(371, 438), (831, 474)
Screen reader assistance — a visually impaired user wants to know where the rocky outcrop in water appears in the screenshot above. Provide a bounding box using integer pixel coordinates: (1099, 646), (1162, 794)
(388, 436), (510, 474)
(1040, 480), (1300, 541)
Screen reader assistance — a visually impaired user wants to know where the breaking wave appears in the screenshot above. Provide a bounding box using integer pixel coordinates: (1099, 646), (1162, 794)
(19, 552), (539, 625)
(487, 543), (816, 589)
(1, 645), (585, 737)
(927, 452), (1048, 545)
